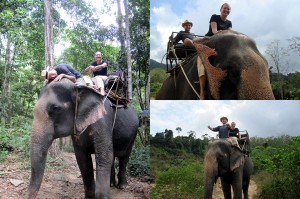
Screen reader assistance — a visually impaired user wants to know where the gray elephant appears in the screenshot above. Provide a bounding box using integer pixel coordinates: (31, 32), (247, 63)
(204, 139), (253, 199)
(156, 30), (275, 100)
(27, 79), (138, 199)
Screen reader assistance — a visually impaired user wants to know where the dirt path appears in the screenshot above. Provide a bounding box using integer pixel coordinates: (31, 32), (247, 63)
(212, 179), (258, 199)
(0, 152), (150, 199)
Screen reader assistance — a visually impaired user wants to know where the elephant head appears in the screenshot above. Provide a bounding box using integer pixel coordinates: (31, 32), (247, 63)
(27, 79), (109, 198)
(194, 30), (274, 99)
(204, 139), (246, 199)
(156, 30), (275, 100)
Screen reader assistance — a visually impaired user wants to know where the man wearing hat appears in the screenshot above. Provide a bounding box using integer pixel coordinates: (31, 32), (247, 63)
(208, 116), (230, 139)
(173, 20), (195, 47)
(41, 63), (84, 84)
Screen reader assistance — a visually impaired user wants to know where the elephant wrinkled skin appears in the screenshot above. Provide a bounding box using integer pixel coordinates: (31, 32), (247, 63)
(27, 79), (138, 199)
(156, 30), (275, 100)
(204, 139), (253, 199)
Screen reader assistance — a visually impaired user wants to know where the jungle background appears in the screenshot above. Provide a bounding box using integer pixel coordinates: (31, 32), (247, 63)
(150, 38), (300, 100)
(0, 0), (150, 198)
(150, 129), (300, 199)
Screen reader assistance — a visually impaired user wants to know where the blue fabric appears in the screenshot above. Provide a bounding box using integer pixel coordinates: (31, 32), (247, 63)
(212, 125), (229, 138)
(54, 63), (83, 78)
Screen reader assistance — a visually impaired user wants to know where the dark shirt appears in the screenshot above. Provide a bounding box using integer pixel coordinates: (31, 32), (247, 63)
(212, 124), (229, 138)
(205, 14), (232, 36)
(54, 63), (83, 79)
(174, 31), (196, 44)
(90, 60), (108, 76)
(229, 128), (239, 137)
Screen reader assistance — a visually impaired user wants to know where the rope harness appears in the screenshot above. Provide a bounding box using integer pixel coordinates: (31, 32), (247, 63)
(169, 46), (201, 99)
(73, 88), (85, 141)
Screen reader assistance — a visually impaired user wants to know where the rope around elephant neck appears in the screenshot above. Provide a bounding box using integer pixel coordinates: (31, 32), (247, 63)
(170, 47), (201, 99)
(73, 88), (88, 141)
(103, 77), (118, 103)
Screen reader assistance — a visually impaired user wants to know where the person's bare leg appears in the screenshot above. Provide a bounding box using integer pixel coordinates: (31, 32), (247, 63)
(184, 38), (194, 47)
(200, 75), (206, 100)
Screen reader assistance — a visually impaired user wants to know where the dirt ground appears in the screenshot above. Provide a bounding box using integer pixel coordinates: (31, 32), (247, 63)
(213, 178), (258, 199)
(0, 152), (150, 199)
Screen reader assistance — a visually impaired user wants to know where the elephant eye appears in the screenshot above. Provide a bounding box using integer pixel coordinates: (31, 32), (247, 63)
(47, 104), (62, 116)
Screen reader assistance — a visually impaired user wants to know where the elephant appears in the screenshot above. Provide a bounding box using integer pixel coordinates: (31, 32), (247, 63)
(156, 30), (275, 100)
(27, 78), (138, 199)
(204, 139), (253, 199)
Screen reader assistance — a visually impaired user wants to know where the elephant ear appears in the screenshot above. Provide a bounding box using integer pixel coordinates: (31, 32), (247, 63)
(193, 38), (227, 99)
(74, 85), (107, 133)
(230, 148), (245, 172)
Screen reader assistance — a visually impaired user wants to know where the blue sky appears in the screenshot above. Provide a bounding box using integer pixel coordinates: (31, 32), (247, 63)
(150, 100), (300, 138)
(150, 0), (300, 73)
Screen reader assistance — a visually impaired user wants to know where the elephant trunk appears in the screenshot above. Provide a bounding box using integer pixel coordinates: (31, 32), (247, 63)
(204, 151), (218, 199)
(27, 127), (54, 199)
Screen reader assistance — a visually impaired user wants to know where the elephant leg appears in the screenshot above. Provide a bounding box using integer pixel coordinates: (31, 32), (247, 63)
(231, 171), (243, 199)
(94, 132), (113, 198)
(73, 146), (95, 199)
(117, 156), (130, 189)
(242, 177), (250, 199)
(110, 157), (116, 187)
(220, 177), (232, 199)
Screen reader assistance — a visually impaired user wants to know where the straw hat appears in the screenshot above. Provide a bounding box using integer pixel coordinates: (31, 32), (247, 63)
(40, 66), (50, 80)
(220, 116), (228, 122)
(182, 20), (193, 27)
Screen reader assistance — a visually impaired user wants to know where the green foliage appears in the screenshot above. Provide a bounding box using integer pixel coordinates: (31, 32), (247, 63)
(150, 68), (168, 98)
(151, 160), (204, 199)
(271, 72), (300, 99)
(250, 136), (300, 198)
(127, 137), (150, 176)
(151, 130), (208, 158)
(0, 116), (31, 161)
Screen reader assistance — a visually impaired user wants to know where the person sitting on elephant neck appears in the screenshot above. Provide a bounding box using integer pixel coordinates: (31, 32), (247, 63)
(229, 122), (240, 138)
(197, 3), (232, 100)
(43, 63), (84, 84)
(229, 122), (242, 149)
(85, 51), (108, 95)
(205, 3), (232, 37)
(173, 20), (196, 47)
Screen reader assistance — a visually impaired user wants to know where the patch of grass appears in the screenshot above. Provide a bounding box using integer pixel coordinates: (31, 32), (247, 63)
(151, 160), (204, 199)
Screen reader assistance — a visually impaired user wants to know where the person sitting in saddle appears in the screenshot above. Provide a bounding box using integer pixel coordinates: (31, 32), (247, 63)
(208, 117), (241, 150)
(208, 116), (230, 139)
(85, 51), (108, 95)
(41, 63), (84, 84)
(173, 20), (196, 47)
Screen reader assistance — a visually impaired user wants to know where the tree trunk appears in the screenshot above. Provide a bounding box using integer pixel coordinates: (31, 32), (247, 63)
(44, 0), (54, 68)
(44, 0), (61, 157)
(145, 68), (150, 110)
(116, 0), (126, 68)
(124, 0), (132, 100)
(2, 36), (12, 127)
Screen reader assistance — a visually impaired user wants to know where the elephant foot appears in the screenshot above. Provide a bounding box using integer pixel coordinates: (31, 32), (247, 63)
(118, 180), (129, 189)
(85, 194), (95, 199)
